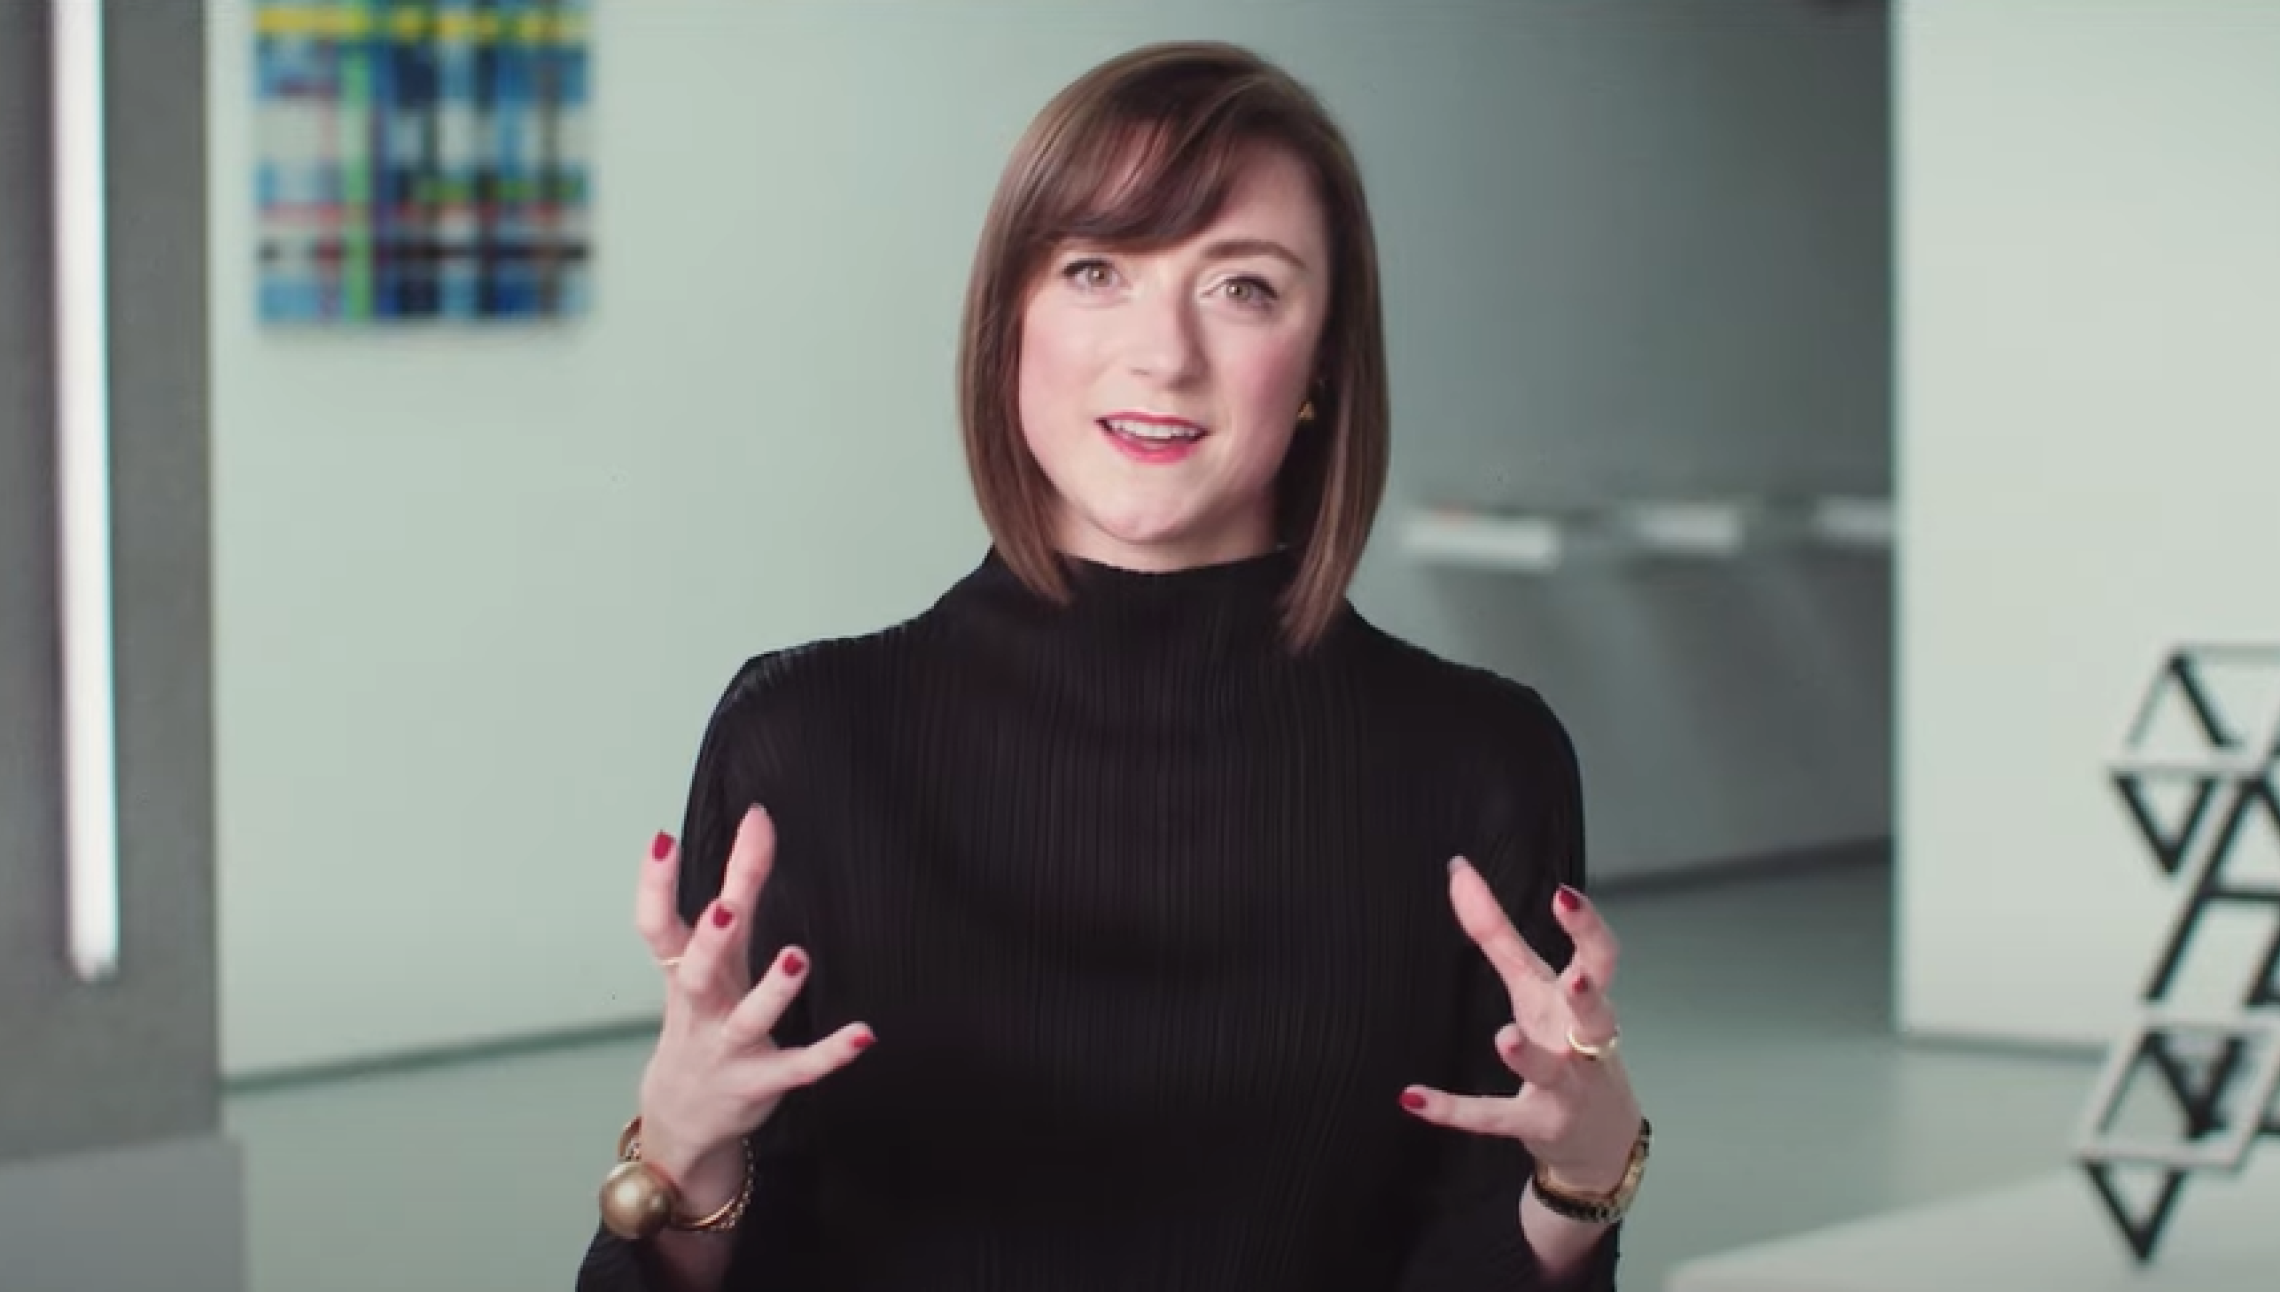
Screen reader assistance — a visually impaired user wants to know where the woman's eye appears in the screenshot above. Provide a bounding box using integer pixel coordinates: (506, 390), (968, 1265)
(1063, 259), (1117, 289)
(1223, 276), (1278, 307)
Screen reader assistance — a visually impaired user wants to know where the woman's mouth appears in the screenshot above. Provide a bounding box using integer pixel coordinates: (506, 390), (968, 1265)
(1099, 415), (1206, 464)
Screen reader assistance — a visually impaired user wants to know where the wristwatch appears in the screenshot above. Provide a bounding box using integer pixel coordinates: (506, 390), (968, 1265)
(1530, 1118), (1651, 1225)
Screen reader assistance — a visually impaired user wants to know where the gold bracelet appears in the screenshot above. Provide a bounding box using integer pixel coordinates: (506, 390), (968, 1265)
(597, 1115), (753, 1240)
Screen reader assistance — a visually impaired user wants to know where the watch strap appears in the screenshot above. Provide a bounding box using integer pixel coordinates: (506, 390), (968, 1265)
(1531, 1117), (1651, 1225)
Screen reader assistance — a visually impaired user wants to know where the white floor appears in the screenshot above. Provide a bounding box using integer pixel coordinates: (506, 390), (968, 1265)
(1669, 1154), (2280, 1292)
(222, 851), (2116, 1291)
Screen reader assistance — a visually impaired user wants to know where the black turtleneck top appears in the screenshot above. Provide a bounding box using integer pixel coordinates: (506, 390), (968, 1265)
(576, 548), (1622, 1292)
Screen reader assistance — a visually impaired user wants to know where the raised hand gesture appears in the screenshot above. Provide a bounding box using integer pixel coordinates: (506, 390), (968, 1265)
(613, 805), (874, 1237)
(1401, 858), (1645, 1200)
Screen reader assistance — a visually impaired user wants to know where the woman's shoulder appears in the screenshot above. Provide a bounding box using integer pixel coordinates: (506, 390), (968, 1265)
(703, 616), (931, 735)
(675, 616), (942, 811)
(1340, 617), (1588, 896)
(1340, 613), (1577, 776)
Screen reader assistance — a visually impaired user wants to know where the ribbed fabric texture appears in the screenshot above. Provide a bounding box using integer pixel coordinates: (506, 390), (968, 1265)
(577, 548), (1621, 1292)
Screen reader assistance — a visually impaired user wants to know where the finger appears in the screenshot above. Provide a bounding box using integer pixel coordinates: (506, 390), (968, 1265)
(675, 894), (749, 1011)
(1448, 858), (1560, 1022)
(720, 944), (811, 1048)
(1563, 968), (1623, 1058)
(1399, 1084), (1555, 1143)
(635, 831), (692, 961)
(1494, 1022), (1567, 1090)
(722, 805), (778, 930)
(1448, 858), (1554, 983)
(1552, 884), (1621, 992)
(761, 1021), (876, 1092)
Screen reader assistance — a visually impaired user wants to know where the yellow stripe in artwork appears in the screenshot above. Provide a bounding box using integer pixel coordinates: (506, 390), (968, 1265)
(254, 5), (586, 45)
(253, 5), (365, 39)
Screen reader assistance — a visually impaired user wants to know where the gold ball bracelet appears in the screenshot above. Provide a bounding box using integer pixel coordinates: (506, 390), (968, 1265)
(597, 1116), (754, 1241)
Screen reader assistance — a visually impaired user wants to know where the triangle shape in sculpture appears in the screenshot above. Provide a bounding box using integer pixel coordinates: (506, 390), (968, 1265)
(2128, 655), (2246, 759)
(2082, 1162), (2187, 1263)
(2145, 1028), (2262, 1136)
(2113, 772), (2221, 876)
(2207, 779), (2280, 894)
(2189, 648), (2280, 762)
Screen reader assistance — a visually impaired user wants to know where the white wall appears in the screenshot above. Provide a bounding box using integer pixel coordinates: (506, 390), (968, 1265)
(210, 0), (1892, 1078)
(208, 0), (995, 1075)
(1896, 0), (2280, 1048)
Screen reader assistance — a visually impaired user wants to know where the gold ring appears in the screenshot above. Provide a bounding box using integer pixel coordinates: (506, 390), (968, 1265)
(1567, 1025), (1618, 1060)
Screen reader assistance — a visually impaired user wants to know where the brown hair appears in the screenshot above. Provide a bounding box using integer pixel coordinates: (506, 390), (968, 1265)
(956, 40), (1389, 653)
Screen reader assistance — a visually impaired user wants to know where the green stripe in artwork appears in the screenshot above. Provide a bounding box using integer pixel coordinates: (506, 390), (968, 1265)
(339, 38), (373, 319)
(413, 173), (590, 207)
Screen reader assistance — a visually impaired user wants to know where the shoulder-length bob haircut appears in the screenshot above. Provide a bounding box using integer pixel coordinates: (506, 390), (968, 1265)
(956, 40), (1389, 654)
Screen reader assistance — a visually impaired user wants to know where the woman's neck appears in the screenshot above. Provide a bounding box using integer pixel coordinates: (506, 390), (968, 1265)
(950, 542), (1303, 664)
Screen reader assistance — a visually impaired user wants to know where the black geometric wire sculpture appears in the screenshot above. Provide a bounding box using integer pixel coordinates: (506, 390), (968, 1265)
(2075, 645), (2280, 1261)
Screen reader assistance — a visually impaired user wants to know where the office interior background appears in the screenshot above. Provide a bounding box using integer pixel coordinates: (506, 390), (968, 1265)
(4, 1), (2277, 1288)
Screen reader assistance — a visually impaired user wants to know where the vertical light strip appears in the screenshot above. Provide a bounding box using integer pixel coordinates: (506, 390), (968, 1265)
(52, 0), (119, 984)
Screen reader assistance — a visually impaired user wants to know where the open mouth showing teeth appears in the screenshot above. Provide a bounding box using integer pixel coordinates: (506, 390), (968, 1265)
(1101, 418), (1205, 442)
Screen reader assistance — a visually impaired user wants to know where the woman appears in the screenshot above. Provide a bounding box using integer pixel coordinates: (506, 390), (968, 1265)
(578, 39), (1648, 1292)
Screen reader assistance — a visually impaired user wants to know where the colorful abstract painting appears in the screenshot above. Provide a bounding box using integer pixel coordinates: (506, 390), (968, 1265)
(253, 0), (591, 323)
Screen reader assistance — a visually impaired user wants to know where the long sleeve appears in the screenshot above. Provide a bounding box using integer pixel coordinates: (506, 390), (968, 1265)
(1397, 694), (1623, 1292)
(575, 657), (826, 1291)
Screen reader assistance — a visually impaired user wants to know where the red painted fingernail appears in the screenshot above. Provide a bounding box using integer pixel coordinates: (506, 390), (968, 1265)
(711, 903), (734, 929)
(650, 832), (673, 861)
(1400, 1089), (1427, 1111)
(851, 1030), (874, 1051)
(1571, 972), (1592, 995)
(1556, 885), (1582, 911)
(781, 949), (806, 976)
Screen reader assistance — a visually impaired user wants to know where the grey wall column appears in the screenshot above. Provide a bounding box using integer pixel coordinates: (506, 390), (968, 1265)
(0, 3), (241, 1289)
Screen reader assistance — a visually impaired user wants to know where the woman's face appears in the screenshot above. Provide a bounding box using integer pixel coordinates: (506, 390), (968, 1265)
(1017, 145), (1332, 572)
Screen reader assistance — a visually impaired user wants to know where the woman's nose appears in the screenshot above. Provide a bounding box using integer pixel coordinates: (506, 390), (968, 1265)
(1121, 291), (1206, 385)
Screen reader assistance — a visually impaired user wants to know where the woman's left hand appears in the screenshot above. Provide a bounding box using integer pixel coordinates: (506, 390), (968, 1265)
(1400, 857), (1644, 1195)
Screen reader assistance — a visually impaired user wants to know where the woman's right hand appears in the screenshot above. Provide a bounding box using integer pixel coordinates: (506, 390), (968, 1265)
(632, 804), (873, 1211)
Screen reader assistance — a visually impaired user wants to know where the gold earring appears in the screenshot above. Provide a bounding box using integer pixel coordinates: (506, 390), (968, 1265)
(1298, 399), (1317, 425)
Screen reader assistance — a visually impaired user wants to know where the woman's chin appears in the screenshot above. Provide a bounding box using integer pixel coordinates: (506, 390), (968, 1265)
(1061, 514), (1275, 569)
